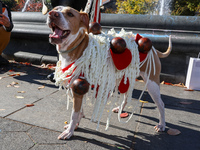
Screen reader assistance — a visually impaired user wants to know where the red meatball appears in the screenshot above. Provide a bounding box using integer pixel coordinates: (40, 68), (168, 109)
(72, 78), (89, 95)
(110, 37), (126, 54)
(89, 22), (102, 35)
(138, 38), (152, 53)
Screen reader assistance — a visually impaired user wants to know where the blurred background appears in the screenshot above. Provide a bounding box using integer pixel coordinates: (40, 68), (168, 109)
(2, 0), (200, 16)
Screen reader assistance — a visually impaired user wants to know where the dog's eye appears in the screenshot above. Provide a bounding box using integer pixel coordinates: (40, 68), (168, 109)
(67, 12), (74, 17)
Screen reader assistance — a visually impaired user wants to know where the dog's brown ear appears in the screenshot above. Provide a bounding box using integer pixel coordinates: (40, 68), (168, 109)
(80, 12), (89, 33)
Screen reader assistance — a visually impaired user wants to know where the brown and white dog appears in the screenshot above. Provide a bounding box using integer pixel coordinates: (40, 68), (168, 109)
(47, 6), (172, 140)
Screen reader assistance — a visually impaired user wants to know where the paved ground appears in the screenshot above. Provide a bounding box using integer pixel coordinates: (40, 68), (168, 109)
(0, 61), (200, 150)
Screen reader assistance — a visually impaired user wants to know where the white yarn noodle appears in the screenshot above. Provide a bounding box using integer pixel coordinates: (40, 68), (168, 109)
(54, 28), (156, 129)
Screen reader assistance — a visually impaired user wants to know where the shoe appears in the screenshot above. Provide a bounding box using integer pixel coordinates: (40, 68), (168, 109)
(0, 55), (9, 66)
(47, 72), (55, 83)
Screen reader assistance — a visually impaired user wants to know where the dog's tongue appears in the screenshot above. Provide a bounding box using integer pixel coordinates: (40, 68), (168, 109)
(49, 28), (63, 38)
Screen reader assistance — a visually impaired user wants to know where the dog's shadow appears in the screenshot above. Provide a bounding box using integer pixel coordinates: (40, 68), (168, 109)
(69, 126), (134, 149)
(132, 88), (200, 115)
(130, 89), (200, 149)
(132, 117), (200, 150)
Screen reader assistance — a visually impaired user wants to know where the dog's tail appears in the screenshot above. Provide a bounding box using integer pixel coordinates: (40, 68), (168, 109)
(156, 35), (172, 58)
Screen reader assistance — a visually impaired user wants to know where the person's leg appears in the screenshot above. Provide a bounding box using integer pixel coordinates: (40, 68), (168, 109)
(51, 0), (73, 8)
(0, 27), (11, 55)
(50, 0), (87, 11)
(0, 27), (11, 65)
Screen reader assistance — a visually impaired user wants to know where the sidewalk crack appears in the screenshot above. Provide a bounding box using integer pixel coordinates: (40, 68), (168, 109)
(3, 90), (59, 118)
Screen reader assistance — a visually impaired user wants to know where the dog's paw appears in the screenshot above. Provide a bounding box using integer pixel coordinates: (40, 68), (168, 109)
(154, 124), (165, 132)
(112, 106), (120, 113)
(58, 129), (73, 140)
(59, 118), (78, 140)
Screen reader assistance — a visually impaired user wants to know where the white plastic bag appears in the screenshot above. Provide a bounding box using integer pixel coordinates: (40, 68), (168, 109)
(185, 53), (200, 90)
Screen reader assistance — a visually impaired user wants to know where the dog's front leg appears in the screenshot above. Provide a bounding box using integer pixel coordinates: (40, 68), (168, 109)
(58, 93), (83, 140)
(64, 108), (85, 130)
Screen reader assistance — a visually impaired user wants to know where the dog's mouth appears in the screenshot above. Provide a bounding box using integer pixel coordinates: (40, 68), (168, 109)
(49, 23), (71, 40)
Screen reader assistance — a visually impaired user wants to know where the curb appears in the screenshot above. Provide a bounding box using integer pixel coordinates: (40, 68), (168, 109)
(3, 51), (57, 65)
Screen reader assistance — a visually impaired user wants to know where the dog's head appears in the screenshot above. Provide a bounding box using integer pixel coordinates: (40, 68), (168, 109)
(47, 6), (89, 51)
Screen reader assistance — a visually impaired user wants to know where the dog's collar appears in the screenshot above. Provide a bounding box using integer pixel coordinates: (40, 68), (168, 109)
(58, 35), (85, 54)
